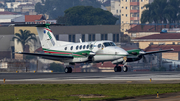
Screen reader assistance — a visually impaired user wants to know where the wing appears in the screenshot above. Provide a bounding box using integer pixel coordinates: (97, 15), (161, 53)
(141, 49), (174, 55)
(16, 52), (73, 61)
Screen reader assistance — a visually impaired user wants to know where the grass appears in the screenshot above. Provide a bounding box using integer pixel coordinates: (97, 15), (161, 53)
(0, 84), (180, 101)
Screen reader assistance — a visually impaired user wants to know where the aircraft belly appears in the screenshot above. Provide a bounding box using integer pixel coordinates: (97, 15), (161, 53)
(72, 57), (88, 63)
(41, 57), (73, 63)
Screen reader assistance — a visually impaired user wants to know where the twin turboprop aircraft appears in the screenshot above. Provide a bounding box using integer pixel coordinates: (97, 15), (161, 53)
(16, 24), (174, 73)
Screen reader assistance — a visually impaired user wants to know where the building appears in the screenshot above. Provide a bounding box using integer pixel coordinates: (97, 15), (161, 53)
(15, 3), (36, 15)
(145, 44), (180, 71)
(6, 2), (32, 12)
(15, 0), (42, 4)
(126, 24), (171, 38)
(132, 33), (180, 49)
(0, 14), (54, 25)
(51, 25), (122, 43)
(111, 0), (120, 16)
(0, 15), (25, 24)
(121, 0), (153, 24)
(120, 0), (154, 34)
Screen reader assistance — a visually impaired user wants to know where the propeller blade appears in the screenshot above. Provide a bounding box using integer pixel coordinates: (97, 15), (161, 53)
(142, 55), (148, 63)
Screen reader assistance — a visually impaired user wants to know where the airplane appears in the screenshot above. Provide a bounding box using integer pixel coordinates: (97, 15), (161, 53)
(15, 24), (174, 73)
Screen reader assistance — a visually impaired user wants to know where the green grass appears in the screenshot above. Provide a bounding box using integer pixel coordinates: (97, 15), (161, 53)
(0, 84), (180, 101)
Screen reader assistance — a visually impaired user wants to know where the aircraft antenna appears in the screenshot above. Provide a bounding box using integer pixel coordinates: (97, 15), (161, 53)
(79, 39), (82, 43)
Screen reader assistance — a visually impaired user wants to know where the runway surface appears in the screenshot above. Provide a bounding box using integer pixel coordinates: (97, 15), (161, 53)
(0, 71), (180, 84)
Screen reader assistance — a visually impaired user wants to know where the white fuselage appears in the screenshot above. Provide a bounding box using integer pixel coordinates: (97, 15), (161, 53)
(48, 41), (128, 63)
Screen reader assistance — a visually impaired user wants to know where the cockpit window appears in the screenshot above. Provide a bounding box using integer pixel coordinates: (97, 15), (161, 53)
(110, 42), (116, 46)
(103, 42), (116, 47)
(98, 44), (101, 48)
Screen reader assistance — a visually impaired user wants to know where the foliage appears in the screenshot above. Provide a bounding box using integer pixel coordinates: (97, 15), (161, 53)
(35, 0), (101, 19)
(0, 84), (180, 101)
(48, 62), (64, 72)
(159, 67), (167, 71)
(150, 67), (159, 71)
(12, 29), (37, 59)
(57, 6), (118, 25)
(25, 55), (36, 60)
(176, 68), (180, 71)
(141, 0), (180, 24)
(150, 67), (166, 71)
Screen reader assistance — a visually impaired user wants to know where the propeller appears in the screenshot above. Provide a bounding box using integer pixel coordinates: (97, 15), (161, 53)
(139, 49), (148, 63)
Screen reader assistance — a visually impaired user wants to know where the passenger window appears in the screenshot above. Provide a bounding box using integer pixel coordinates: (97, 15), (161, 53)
(83, 45), (86, 49)
(64, 47), (67, 50)
(76, 46), (79, 50)
(90, 44), (93, 49)
(80, 45), (82, 50)
(87, 45), (89, 49)
(70, 46), (73, 50)
(98, 44), (101, 48)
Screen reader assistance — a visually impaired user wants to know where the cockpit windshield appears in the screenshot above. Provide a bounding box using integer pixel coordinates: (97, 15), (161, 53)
(103, 42), (116, 47)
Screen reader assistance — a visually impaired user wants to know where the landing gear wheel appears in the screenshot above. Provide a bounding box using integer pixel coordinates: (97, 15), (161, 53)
(114, 66), (121, 72)
(64, 67), (72, 73)
(123, 66), (128, 72)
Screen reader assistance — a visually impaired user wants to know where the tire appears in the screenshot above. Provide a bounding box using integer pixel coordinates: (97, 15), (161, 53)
(114, 66), (121, 72)
(68, 67), (72, 73)
(117, 66), (121, 72)
(123, 66), (128, 72)
(114, 66), (118, 72)
(64, 67), (69, 73)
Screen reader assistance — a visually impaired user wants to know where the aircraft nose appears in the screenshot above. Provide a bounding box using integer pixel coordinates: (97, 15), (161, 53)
(122, 50), (128, 56)
(117, 48), (128, 56)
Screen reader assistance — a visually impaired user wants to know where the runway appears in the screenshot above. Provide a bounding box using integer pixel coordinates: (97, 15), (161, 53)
(0, 71), (180, 84)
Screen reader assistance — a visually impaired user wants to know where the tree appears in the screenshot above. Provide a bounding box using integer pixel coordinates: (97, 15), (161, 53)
(141, 0), (180, 24)
(12, 30), (37, 59)
(49, 62), (64, 72)
(35, 0), (101, 19)
(57, 6), (118, 25)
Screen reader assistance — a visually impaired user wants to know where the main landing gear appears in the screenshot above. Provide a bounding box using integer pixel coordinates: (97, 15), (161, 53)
(114, 65), (128, 72)
(64, 67), (72, 73)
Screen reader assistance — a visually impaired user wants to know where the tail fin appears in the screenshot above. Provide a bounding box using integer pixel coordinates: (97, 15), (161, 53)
(36, 24), (57, 49)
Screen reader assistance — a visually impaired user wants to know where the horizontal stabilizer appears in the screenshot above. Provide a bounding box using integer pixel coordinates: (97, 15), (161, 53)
(9, 24), (65, 27)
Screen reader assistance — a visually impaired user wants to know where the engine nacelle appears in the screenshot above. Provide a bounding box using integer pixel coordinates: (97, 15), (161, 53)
(112, 58), (124, 64)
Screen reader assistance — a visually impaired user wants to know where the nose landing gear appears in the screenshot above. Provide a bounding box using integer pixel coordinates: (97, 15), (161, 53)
(123, 66), (128, 72)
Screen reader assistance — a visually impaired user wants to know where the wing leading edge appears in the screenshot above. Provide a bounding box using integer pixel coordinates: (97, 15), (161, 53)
(17, 52), (73, 61)
(141, 49), (174, 55)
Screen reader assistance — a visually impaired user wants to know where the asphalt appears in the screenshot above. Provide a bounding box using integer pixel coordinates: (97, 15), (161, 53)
(0, 71), (180, 84)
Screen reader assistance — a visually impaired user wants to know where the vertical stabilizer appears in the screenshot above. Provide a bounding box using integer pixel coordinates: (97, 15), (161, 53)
(36, 24), (57, 49)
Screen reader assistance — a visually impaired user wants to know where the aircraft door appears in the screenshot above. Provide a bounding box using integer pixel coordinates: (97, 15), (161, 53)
(90, 42), (99, 52)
